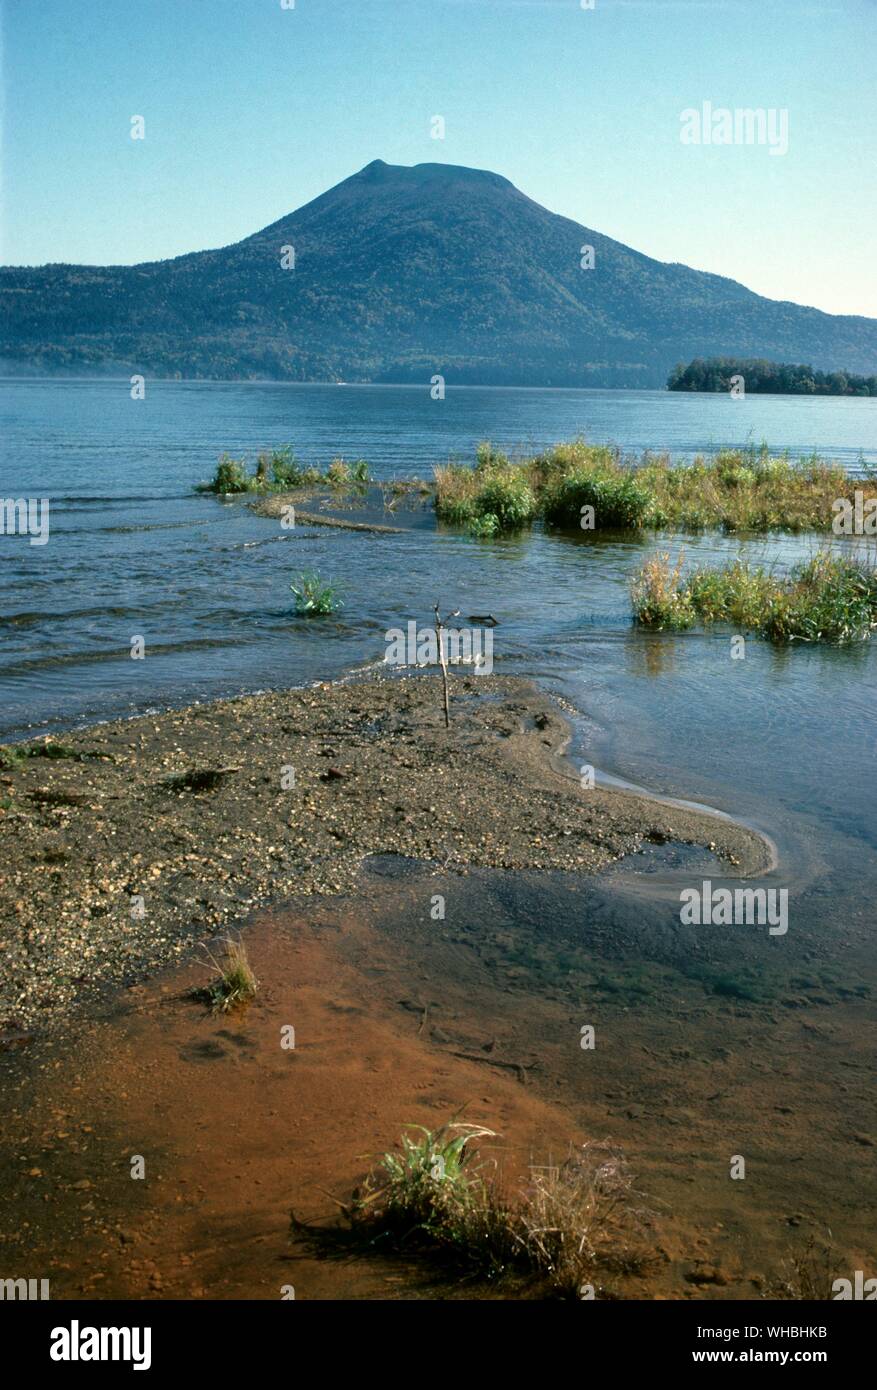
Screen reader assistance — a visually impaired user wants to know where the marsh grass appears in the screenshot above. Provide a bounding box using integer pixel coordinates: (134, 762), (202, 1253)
(542, 468), (653, 530)
(433, 438), (875, 536)
(629, 551), (695, 629)
(291, 570), (343, 616)
(631, 550), (877, 643)
(189, 934), (257, 1013)
(200, 447), (344, 495)
(343, 1121), (649, 1296)
(434, 460), (537, 533)
(328, 458), (371, 485)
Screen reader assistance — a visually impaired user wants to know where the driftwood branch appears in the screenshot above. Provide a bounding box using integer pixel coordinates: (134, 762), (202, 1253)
(433, 604), (460, 728)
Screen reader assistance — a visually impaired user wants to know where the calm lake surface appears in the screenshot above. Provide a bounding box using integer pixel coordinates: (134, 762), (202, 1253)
(1, 378), (875, 921)
(2, 378), (876, 1258)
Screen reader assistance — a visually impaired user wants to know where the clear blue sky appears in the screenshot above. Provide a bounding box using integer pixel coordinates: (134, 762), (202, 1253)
(2, 0), (874, 316)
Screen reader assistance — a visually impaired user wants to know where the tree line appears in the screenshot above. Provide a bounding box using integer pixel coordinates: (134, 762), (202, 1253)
(667, 357), (877, 396)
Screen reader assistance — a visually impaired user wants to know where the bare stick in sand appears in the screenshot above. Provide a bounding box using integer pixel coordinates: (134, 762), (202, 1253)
(434, 604), (459, 728)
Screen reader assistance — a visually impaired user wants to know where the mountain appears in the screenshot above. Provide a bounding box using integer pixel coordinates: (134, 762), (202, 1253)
(3, 159), (876, 388)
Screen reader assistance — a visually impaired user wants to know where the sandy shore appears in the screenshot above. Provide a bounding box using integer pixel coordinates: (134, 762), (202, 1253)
(0, 671), (770, 1033)
(2, 672), (872, 1302)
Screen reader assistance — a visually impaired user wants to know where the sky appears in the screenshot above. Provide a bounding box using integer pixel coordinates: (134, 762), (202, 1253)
(1, 0), (875, 317)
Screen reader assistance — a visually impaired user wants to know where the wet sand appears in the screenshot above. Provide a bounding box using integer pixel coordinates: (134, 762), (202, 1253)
(1, 855), (873, 1300)
(0, 672), (769, 1031)
(3, 672), (870, 1301)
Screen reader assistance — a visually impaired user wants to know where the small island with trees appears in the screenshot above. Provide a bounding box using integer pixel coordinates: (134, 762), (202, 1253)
(668, 357), (877, 396)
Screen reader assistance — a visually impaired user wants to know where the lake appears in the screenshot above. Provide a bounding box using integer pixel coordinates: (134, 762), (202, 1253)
(1, 376), (875, 864)
(1, 378), (874, 738)
(1, 377), (875, 1259)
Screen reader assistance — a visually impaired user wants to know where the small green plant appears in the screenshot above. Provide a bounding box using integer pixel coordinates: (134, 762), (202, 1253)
(467, 512), (500, 538)
(190, 934), (258, 1013)
(325, 459), (350, 487)
(210, 454), (251, 494)
(291, 570), (343, 616)
(344, 1121), (647, 1295)
(0, 744), (25, 771)
(270, 445), (302, 487)
(28, 741), (84, 760)
(0, 740), (86, 770)
(351, 459), (370, 484)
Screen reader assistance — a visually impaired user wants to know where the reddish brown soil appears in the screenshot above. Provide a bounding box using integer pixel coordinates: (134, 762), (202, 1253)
(2, 855), (874, 1301)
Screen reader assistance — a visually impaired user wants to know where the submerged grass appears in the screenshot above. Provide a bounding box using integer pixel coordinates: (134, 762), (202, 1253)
(433, 438), (876, 536)
(339, 1120), (649, 1296)
(631, 550), (877, 644)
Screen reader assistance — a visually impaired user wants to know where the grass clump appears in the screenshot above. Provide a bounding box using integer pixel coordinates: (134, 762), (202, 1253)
(291, 570), (343, 616)
(200, 446), (333, 494)
(542, 468), (653, 530)
(434, 459), (537, 533)
(632, 550), (877, 644)
(475, 441), (510, 472)
(266, 445), (305, 487)
(343, 1121), (647, 1296)
(190, 934), (258, 1013)
(637, 447), (874, 534)
(208, 453), (252, 494)
(763, 551), (877, 643)
(630, 552), (696, 629)
(433, 437), (876, 536)
(325, 458), (370, 488)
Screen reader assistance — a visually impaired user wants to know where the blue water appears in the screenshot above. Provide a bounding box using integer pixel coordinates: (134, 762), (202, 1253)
(2, 377), (874, 1259)
(0, 378), (875, 891)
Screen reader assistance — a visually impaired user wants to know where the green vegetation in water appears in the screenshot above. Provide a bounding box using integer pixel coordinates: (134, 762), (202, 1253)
(198, 437), (875, 537)
(189, 935), (258, 1014)
(325, 457), (370, 486)
(340, 1120), (647, 1296)
(433, 438), (875, 535)
(291, 570), (344, 616)
(631, 550), (877, 644)
(199, 446), (343, 495)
